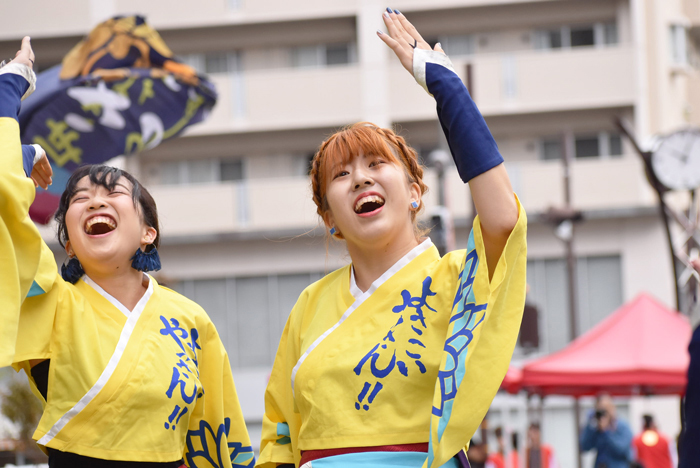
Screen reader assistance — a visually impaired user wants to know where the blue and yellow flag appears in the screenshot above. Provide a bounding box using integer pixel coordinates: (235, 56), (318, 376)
(19, 15), (217, 223)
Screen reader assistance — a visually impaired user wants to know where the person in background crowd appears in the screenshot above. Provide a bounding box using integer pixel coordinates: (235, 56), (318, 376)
(508, 433), (521, 468)
(581, 394), (633, 468)
(632, 414), (676, 468)
(468, 419), (490, 468)
(526, 423), (558, 468)
(486, 427), (506, 468)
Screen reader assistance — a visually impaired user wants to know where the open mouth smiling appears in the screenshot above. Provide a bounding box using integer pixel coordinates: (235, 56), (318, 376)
(354, 194), (385, 215)
(84, 215), (117, 236)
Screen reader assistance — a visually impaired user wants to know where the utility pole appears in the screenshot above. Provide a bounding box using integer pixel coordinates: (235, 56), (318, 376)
(542, 132), (583, 468)
(562, 133), (583, 468)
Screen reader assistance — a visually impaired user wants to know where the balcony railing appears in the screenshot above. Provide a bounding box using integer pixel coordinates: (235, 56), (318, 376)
(148, 156), (655, 238)
(186, 66), (364, 135)
(389, 46), (636, 122)
(187, 46), (636, 136)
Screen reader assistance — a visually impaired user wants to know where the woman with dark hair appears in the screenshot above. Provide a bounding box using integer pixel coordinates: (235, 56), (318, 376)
(257, 10), (527, 468)
(1, 38), (253, 468)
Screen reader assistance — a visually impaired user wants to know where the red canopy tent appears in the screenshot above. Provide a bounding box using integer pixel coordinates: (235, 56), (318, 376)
(503, 293), (691, 396)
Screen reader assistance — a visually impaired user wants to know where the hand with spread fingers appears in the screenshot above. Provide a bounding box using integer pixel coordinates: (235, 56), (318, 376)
(377, 8), (444, 73)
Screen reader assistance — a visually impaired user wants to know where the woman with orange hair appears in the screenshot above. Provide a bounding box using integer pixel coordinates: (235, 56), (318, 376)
(257, 10), (527, 468)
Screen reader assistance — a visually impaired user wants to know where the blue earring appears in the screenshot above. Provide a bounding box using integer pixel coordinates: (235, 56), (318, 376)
(411, 201), (419, 209)
(131, 246), (162, 272)
(61, 257), (85, 284)
(329, 227), (337, 236)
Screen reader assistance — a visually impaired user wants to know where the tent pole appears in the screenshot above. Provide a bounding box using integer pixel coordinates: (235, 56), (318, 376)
(574, 397), (582, 468)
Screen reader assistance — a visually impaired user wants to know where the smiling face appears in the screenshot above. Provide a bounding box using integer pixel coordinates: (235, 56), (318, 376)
(311, 122), (428, 250)
(324, 151), (420, 246)
(58, 167), (157, 278)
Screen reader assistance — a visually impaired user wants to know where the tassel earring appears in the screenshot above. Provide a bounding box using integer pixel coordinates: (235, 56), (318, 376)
(131, 246), (162, 272)
(61, 257), (85, 284)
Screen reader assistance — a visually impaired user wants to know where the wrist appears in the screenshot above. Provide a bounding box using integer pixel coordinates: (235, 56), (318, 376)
(412, 48), (456, 96)
(0, 62), (36, 100)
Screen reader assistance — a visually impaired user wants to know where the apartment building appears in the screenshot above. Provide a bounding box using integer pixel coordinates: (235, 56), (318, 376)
(2, 0), (698, 466)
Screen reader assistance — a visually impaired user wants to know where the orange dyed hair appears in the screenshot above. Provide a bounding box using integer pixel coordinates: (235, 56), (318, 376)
(310, 122), (429, 231)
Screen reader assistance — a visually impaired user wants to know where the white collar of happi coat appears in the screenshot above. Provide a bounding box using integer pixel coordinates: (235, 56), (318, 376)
(37, 274), (154, 446)
(82, 274), (154, 317)
(291, 238), (434, 395)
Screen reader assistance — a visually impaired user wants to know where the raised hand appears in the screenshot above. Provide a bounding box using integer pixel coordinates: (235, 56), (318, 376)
(10, 36), (35, 70)
(30, 146), (53, 189)
(376, 9), (445, 74)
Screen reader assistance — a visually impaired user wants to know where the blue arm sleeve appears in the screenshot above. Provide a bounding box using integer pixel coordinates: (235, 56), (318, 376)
(601, 423), (633, 459)
(0, 72), (29, 120)
(21, 144), (35, 177)
(580, 421), (598, 451)
(425, 62), (504, 183)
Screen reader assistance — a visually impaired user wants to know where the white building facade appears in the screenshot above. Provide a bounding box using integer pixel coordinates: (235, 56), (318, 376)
(2, 0), (698, 466)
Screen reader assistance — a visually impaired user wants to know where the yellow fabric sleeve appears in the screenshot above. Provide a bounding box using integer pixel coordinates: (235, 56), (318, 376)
(428, 196), (527, 468)
(257, 308), (302, 468)
(0, 116), (56, 368)
(185, 319), (255, 468)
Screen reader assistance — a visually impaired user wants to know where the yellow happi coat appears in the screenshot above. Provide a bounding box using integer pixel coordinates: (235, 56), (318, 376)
(258, 199), (527, 468)
(0, 100), (253, 467)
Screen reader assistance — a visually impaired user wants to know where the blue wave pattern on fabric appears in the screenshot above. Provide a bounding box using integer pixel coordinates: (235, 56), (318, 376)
(428, 231), (487, 466)
(186, 418), (255, 468)
(353, 276), (438, 411)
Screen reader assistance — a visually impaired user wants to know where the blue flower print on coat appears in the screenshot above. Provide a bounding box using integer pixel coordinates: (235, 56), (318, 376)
(353, 276), (437, 410)
(186, 418), (255, 468)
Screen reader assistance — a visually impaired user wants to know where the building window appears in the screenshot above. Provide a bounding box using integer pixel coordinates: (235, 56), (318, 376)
(291, 43), (356, 68)
(535, 22), (617, 50)
(326, 43), (352, 66)
(178, 52), (241, 74)
(178, 54), (205, 74)
(174, 272), (322, 368)
(540, 132), (623, 161)
(574, 135), (599, 159)
(158, 158), (246, 185)
(541, 138), (563, 161)
(670, 24), (688, 65)
(536, 29), (563, 49)
(205, 53), (230, 74)
(524, 255), (623, 354)
(609, 133), (622, 156)
(570, 26), (595, 47)
(604, 22), (618, 45)
(221, 159), (245, 182)
(439, 35), (475, 57)
(292, 46), (324, 68)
